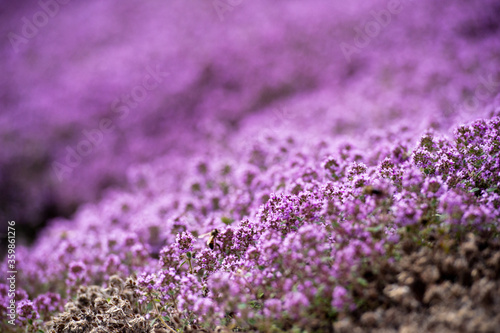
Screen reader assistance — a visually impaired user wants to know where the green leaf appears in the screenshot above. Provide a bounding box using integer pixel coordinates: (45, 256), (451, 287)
(469, 188), (480, 192)
(487, 187), (498, 193)
(238, 303), (247, 310)
(355, 298), (366, 307)
(367, 225), (383, 233)
(249, 300), (262, 309)
(357, 277), (368, 287)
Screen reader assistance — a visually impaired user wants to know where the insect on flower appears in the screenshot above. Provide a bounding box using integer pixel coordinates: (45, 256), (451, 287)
(363, 185), (384, 196)
(198, 229), (219, 250)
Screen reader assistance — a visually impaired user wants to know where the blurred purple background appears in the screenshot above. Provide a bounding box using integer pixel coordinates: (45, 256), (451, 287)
(1, 0), (499, 244)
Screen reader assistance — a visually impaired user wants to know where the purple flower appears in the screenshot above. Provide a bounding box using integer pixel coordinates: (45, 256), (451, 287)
(332, 286), (348, 310)
(175, 231), (195, 254)
(283, 291), (309, 320)
(263, 298), (282, 318)
(34, 292), (63, 316)
(17, 299), (38, 322)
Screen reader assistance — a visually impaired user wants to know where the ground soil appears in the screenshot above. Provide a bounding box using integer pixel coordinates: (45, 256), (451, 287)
(336, 231), (500, 333)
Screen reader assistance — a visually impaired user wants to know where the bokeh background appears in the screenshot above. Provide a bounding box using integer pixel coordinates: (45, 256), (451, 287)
(1, 0), (499, 247)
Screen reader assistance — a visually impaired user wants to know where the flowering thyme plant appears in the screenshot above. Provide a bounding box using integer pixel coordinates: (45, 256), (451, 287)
(1, 0), (500, 332)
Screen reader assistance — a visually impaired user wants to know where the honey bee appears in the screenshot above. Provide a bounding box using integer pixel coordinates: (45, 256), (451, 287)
(199, 229), (220, 250)
(363, 185), (384, 196)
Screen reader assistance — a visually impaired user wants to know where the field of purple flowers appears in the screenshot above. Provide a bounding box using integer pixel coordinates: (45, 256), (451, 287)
(1, 0), (500, 332)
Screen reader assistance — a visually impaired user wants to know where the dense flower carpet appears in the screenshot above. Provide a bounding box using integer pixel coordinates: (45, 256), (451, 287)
(1, 0), (500, 332)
